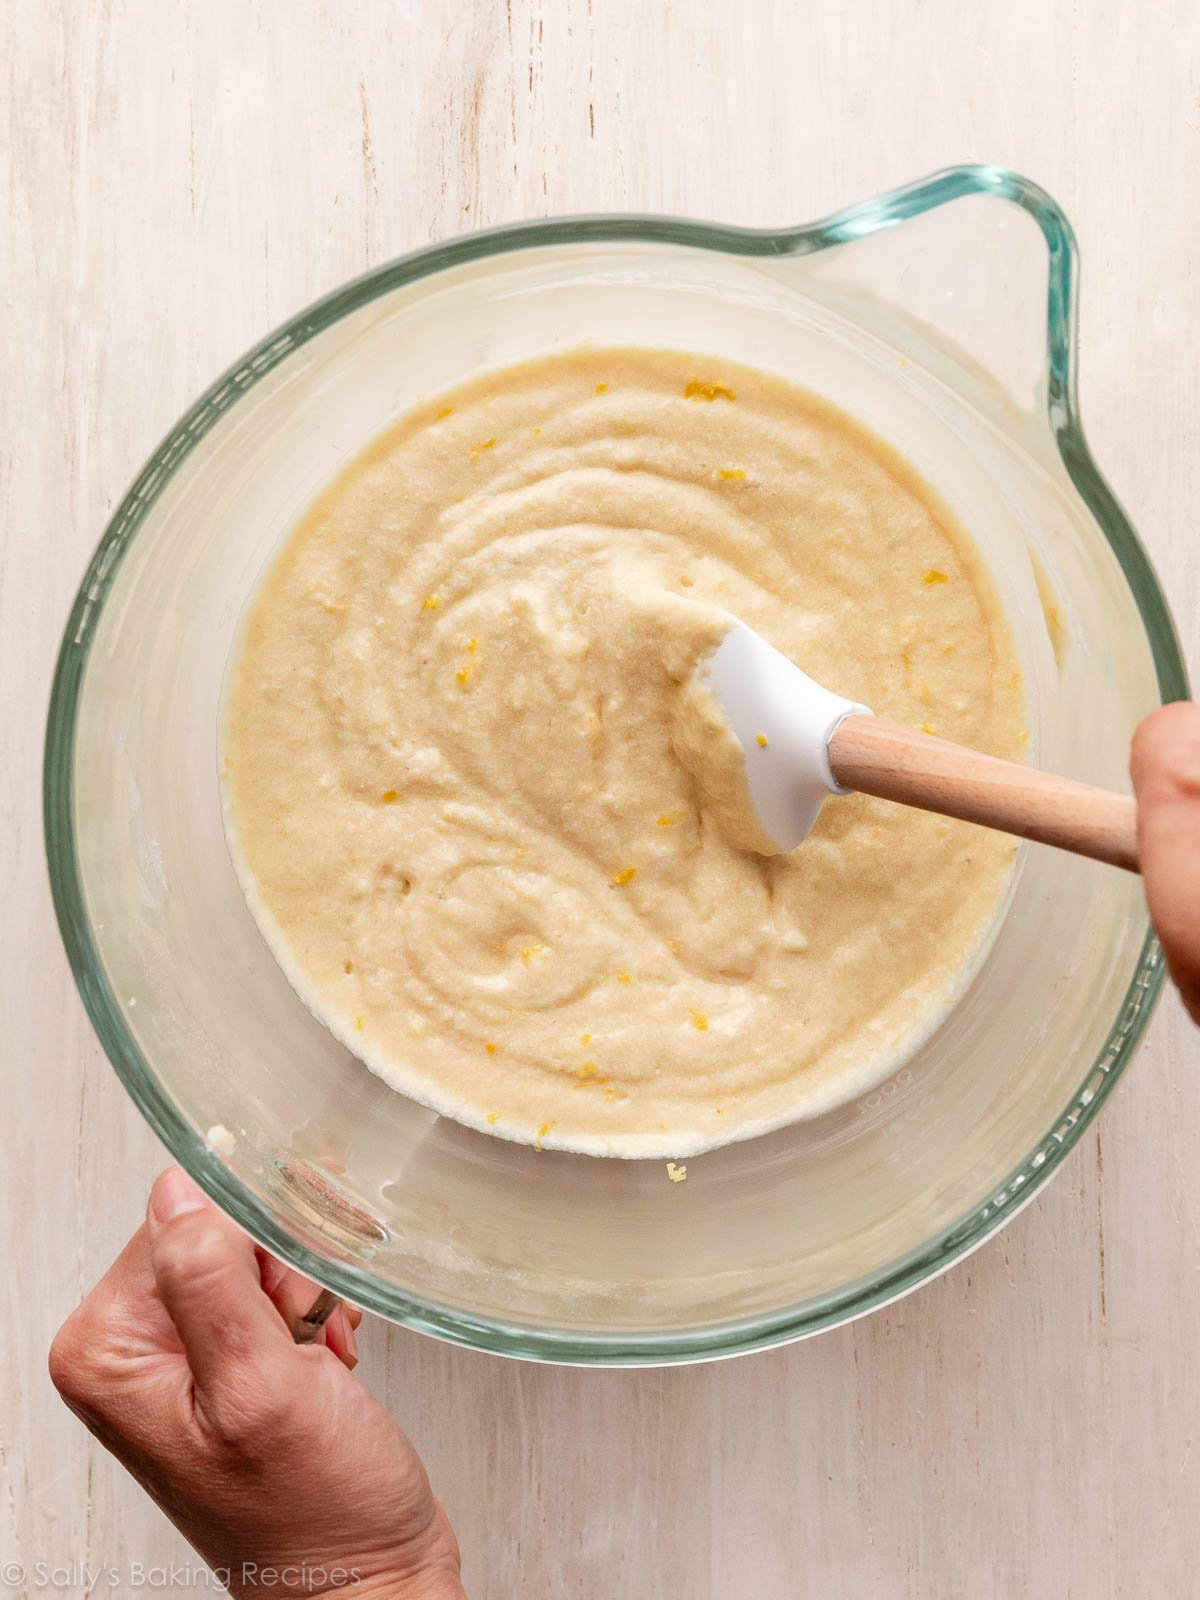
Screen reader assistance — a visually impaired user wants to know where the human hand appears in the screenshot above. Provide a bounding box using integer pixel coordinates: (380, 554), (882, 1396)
(1132, 701), (1200, 1024)
(49, 1167), (464, 1599)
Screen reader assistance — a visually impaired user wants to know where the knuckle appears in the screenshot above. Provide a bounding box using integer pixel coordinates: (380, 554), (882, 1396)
(47, 1323), (79, 1398)
(154, 1213), (234, 1290)
(48, 1310), (103, 1410)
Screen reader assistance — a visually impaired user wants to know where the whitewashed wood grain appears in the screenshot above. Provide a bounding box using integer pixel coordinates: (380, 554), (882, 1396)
(3, 2), (1198, 1596)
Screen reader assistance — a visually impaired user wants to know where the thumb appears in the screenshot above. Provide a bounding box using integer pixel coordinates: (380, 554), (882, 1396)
(146, 1167), (293, 1400)
(1131, 703), (1200, 1024)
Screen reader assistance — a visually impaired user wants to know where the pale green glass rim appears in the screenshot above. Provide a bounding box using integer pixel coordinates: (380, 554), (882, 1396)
(44, 164), (1189, 1364)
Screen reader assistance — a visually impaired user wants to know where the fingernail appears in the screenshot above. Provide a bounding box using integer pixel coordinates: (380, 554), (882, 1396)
(150, 1167), (208, 1227)
(344, 1310), (359, 1366)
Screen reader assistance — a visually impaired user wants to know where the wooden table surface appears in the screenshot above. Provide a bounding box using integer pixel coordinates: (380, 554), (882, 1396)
(4, 3), (1199, 1595)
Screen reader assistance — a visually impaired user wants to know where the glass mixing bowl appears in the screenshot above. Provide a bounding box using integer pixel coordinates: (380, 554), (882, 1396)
(46, 165), (1187, 1363)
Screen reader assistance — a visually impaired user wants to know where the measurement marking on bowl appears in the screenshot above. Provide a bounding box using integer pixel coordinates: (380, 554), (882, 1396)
(273, 1156), (390, 1247)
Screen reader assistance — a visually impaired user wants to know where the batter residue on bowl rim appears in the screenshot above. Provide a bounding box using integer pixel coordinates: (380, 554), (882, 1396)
(222, 346), (1027, 1157)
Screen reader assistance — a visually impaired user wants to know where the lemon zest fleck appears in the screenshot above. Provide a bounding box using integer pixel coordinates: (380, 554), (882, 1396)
(580, 1032), (592, 1045)
(422, 594), (441, 612)
(535, 1121), (550, 1151)
(920, 722), (935, 735)
(689, 1010), (708, 1031)
(656, 811), (682, 827)
(456, 665), (471, 687)
(595, 382), (608, 394)
(755, 732), (769, 748)
(667, 1162), (688, 1183)
(717, 468), (745, 481)
(605, 1087), (617, 1102)
(380, 789), (398, 803)
(436, 405), (454, 421)
(611, 866), (637, 887)
(922, 568), (948, 585)
(467, 636), (478, 654)
(471, 436), (496, 456)
(485, 1041), (497, 1055)
(616, 972), (632, 985)
(684, 380), (736, 402)
(486, 1111), (500, 1124)
(520, 944), (544, 966)
(355, 1016), (364, 1030)
(343, 960), (353, 974)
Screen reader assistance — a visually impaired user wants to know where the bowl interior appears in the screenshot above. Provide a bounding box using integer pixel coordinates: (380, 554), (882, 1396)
(49, 196), (1175, 1360)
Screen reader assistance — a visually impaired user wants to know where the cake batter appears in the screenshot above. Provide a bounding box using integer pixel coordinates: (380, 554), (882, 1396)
(223, 348), (1026, 1156)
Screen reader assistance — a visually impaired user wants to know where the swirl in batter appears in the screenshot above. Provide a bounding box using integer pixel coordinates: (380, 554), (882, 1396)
(223, 348), (1026, 1156)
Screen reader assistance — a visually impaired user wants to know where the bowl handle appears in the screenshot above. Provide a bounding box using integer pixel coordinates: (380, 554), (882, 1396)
(775, 164), (1077, 437)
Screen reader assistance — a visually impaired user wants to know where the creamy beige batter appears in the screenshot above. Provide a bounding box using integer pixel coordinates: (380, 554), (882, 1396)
(223, 348), (1026, 1157)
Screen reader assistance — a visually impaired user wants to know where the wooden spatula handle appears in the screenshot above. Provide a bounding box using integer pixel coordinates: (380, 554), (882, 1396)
(828, 715), (1140, 874)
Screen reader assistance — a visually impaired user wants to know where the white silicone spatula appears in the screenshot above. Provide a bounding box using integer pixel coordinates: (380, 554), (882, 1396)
(706, 621), (1140, 873)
